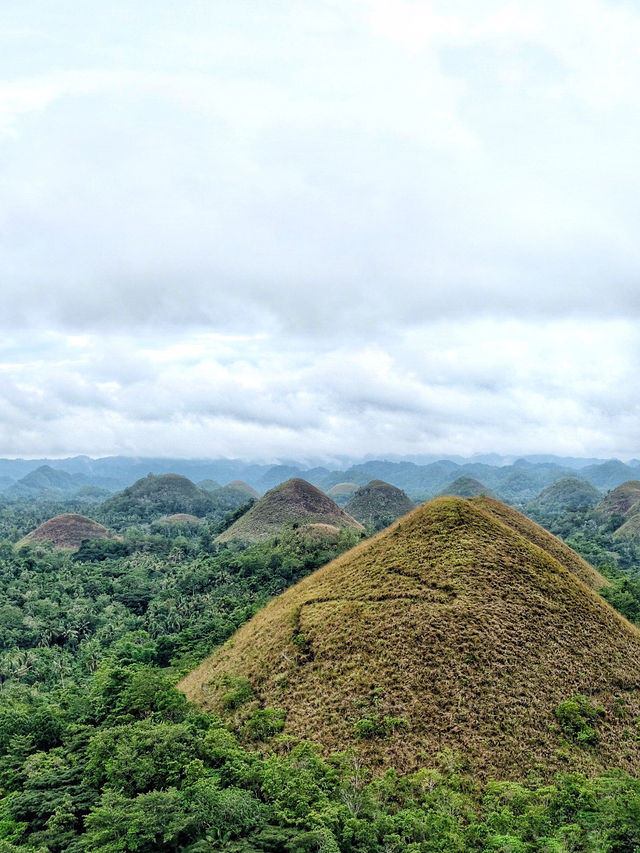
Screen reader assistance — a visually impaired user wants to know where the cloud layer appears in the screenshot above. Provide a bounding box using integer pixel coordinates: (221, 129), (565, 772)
(1, 0), (638, 458)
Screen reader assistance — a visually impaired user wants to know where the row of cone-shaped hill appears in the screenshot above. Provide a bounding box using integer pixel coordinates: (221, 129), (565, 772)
(343, 480), (415, 530)
(216, 478), (364, 544)
(179, 495), (640, 781)
(20, 514), (113, 550)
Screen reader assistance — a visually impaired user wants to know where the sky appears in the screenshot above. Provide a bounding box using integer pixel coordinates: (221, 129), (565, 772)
(1, 0), (640, 462)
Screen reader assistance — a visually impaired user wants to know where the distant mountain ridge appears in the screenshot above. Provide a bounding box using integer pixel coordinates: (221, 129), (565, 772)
(1, 455), (640, 505)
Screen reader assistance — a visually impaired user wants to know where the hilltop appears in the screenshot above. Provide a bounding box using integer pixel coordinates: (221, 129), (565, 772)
(437, 476), (494, 498)
(20, 514), (113, 550)
(528, 477), (602, 515)
(181, 496), (634, 780)
(97, 473), (220, 526)
(344, 479), (414, 531)
(216, 478), (364, 544)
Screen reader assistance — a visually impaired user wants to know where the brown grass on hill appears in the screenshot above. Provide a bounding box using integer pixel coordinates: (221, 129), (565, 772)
(216, 478), (364, 544)
(157, 513), (203, 525)
(471, 496), (608, 589)
(21, 514), (113, 550)
(594, 480), (640, 520)
(181, 497), (640, 781)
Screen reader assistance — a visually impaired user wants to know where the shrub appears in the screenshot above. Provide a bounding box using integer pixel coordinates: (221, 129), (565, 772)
(555, 695), (604, 746)
(220, 675), (254, 710)
(242, 708), (286, 741)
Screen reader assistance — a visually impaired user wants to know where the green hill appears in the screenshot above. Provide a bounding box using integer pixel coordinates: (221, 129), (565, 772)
(98, 473), (218, 526)
(437, 476), (494, 498)
(181, 496), (632, 780)
(528, 477), (602, 515)
(20, 514), (113, 550)
(344, 479), (414, 531)
(216, 478), (364, 544)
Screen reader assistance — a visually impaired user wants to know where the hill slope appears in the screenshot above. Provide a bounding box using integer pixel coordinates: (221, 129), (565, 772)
(181, 497), (636, 779)
(21, 514), (113, 549)
(471, 495), (608, 590)
(216, 478), (364, 544)
(344, 480), (414, 530)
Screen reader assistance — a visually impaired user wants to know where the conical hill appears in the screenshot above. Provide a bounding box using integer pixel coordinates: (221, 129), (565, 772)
(216, 478), (364, 544)
(344, 479), (414, 530)
(181, 497), (640, 780)
(21, 514), (113, 550)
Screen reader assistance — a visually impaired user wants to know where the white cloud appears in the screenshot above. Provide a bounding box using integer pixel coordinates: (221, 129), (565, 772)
(0, 1), (639, 458)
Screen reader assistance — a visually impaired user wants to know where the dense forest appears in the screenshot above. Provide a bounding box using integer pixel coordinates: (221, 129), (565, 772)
(2, 482), (640, 851)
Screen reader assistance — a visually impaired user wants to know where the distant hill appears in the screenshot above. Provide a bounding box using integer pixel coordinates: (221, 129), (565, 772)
(204, 482), (259, 515)
(216, 478), (364, 544)
(20, 514), (113, 550)
(7, 465), (89, 497)
(325, 482), (361, 506)
(197, 479), (222, 492)
(226, 481), (260, 499)
(155, 513), (204, 526)
(344, 480), (414, 531)
(437, 476), (494, 498)
(593, 481), (640, 529)
(97, 474), (218, 526)
(182, 496), (639, 780)
(528, 478), (602, 515)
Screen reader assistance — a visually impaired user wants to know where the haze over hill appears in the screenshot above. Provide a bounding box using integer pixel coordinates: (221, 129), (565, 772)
(182, 496), (635, 779)
(216, 478), (364, 544)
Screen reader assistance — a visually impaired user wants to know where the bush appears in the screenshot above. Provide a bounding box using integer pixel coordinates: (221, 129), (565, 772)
(555, 695), (604, 746)
(242, 708), (286, 741)
(220, 675), (254, 710)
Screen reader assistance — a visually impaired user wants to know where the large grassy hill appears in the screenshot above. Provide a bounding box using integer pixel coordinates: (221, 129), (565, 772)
(181, 496), (636, 780)
(216, 478), (364, 544)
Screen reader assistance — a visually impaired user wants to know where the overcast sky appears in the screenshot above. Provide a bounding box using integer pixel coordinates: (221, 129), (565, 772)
(1, 0), (639, 462)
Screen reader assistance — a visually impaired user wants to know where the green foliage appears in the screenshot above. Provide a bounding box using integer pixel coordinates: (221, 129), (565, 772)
(221, 675), (254, 710)
(242, 709), (286, 742)
(354, 714), (407, 739)
(4, 493), (640, 852)
(555, 695), (604, 746)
